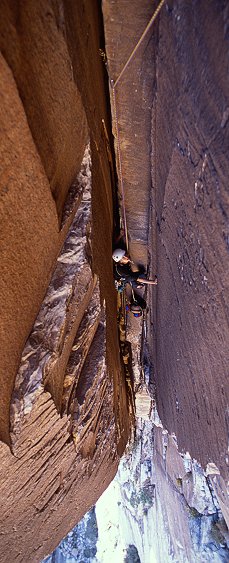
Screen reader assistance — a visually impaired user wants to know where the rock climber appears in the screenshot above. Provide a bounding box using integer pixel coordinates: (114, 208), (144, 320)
(112, 248), (157, 288)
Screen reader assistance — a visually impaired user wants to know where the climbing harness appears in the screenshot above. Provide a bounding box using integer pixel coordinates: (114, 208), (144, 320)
(109, 0), (165, 250)
(115, 279), (125, 293)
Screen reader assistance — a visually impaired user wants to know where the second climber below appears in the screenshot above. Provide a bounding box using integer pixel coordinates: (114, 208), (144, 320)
(112, 248), (157, 288)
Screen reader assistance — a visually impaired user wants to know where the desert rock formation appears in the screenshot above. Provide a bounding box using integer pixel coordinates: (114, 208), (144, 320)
(0, 2), (129, 561)
(0, 0), (228, 561)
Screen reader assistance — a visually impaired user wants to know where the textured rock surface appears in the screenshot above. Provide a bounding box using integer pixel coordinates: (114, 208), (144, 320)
(0, 52), (59, 445)
(0, 140), (128, 562)
(10, 147), (95, 447)
(0, 0), (88, 219)
(103, 0), (229, 481)
(0, 2), (129, 561)
(94, 419), (228, 563)
(152, 0), (229, 480)
(0, 392), (117, 563)
(0, 0), (228, 559)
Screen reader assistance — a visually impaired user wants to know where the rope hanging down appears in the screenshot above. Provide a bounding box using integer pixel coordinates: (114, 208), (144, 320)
(110, 0), (165, 249)
(114, 0), (166, 89)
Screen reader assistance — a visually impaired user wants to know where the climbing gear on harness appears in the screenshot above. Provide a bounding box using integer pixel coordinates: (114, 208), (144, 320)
(130, 303), (143, 318)
(125, 300), (143, 317)
(112, 248), (126, 262)
(125, 287), (145, 318)
(115, 279), (125, 293)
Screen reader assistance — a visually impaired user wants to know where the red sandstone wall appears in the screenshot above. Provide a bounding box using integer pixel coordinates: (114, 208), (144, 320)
(0, 3), (129, 559)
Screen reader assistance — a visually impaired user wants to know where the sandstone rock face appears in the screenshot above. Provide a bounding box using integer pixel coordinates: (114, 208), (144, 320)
(0, 52), (59, 445)
(0, 2), (129, 560)
(10, 147), (95, 446)
(1, 0), (228, 558)
(103, 0), (229, 480)
(0, 0), (88, 219)
(103, 0), (157, 251)
(1, 392), (117, 563)
(0, 144), (128, 563)
(152, 0), (229, 479)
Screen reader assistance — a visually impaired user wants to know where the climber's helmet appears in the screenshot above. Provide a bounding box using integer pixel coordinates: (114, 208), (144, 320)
(112, 248), (126, 262)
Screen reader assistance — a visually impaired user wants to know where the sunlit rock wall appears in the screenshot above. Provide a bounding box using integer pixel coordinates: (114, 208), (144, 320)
(0, 2), (129, 561)
(0, 144), (118, 563)
(95, 419), (229, 562)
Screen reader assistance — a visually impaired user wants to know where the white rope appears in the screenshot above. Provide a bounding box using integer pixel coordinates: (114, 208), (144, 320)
(110, 0), (165, 249)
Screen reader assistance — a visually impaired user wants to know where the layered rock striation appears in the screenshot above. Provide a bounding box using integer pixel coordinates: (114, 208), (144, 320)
(0, 0), (228, 559)
(151, 0), (229, 482)
(0, 2), (129, 561)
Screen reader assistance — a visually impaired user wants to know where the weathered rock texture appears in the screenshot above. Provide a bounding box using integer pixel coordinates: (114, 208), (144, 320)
(0, 2), (129, 561)
(103, 0), (157, 264)
(103, 0), (229, 482)
(10, 147), (95, 446)
(0, 51), (59, 445)
(152, 0), (229, 480)
(1, 0), (228, 558)
(0, 0), (88, 219)
(105, 420), (229, 562)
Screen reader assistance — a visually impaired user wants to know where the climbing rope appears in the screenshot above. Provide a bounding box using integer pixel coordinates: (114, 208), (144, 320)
(114, 0), (166, 89)
(110, 0), (165, 249)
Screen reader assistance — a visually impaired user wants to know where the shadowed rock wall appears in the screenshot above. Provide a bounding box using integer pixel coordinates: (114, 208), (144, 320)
(103, 0), (158, 265)
(103, 0), (229, 480)
(153, 0), (229, 479)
